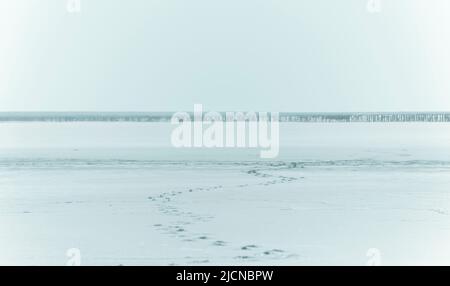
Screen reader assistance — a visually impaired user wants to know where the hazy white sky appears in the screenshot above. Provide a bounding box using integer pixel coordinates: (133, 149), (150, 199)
(1, 0), (450, 112)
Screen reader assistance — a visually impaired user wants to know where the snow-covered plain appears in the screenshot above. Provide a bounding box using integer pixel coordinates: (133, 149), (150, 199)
(0, 123), (450, 265)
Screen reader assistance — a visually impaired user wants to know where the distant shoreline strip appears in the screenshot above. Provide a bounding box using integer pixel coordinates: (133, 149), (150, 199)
(0, 112), (450, 122)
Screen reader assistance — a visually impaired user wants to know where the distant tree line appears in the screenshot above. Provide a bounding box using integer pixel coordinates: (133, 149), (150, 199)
(0, 112), (450, 122)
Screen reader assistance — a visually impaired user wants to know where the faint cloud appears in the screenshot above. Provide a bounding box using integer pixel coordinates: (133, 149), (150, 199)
(66, 248), (81, 266)
(366, 248), (382, 266)
(366, 0), (382, 13)
(67, 0), (81, 14)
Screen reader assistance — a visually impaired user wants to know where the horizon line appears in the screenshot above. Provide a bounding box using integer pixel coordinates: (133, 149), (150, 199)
(1, 111), (450, 123)
(1, 111), (450, 114)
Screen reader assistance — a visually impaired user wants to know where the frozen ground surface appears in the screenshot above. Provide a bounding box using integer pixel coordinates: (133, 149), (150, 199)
(0, 123), (449, 265)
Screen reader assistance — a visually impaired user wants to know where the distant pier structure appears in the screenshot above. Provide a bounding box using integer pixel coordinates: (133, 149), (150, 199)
(0, 112), (450, 122)
(279, 112), (450, 122)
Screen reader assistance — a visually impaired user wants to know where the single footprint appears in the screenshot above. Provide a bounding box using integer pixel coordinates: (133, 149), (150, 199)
(213, 240), (226, 246)
(235, 255), (253, 260)
(241, 244), (258, 250)
(263, 249), (284, 256)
